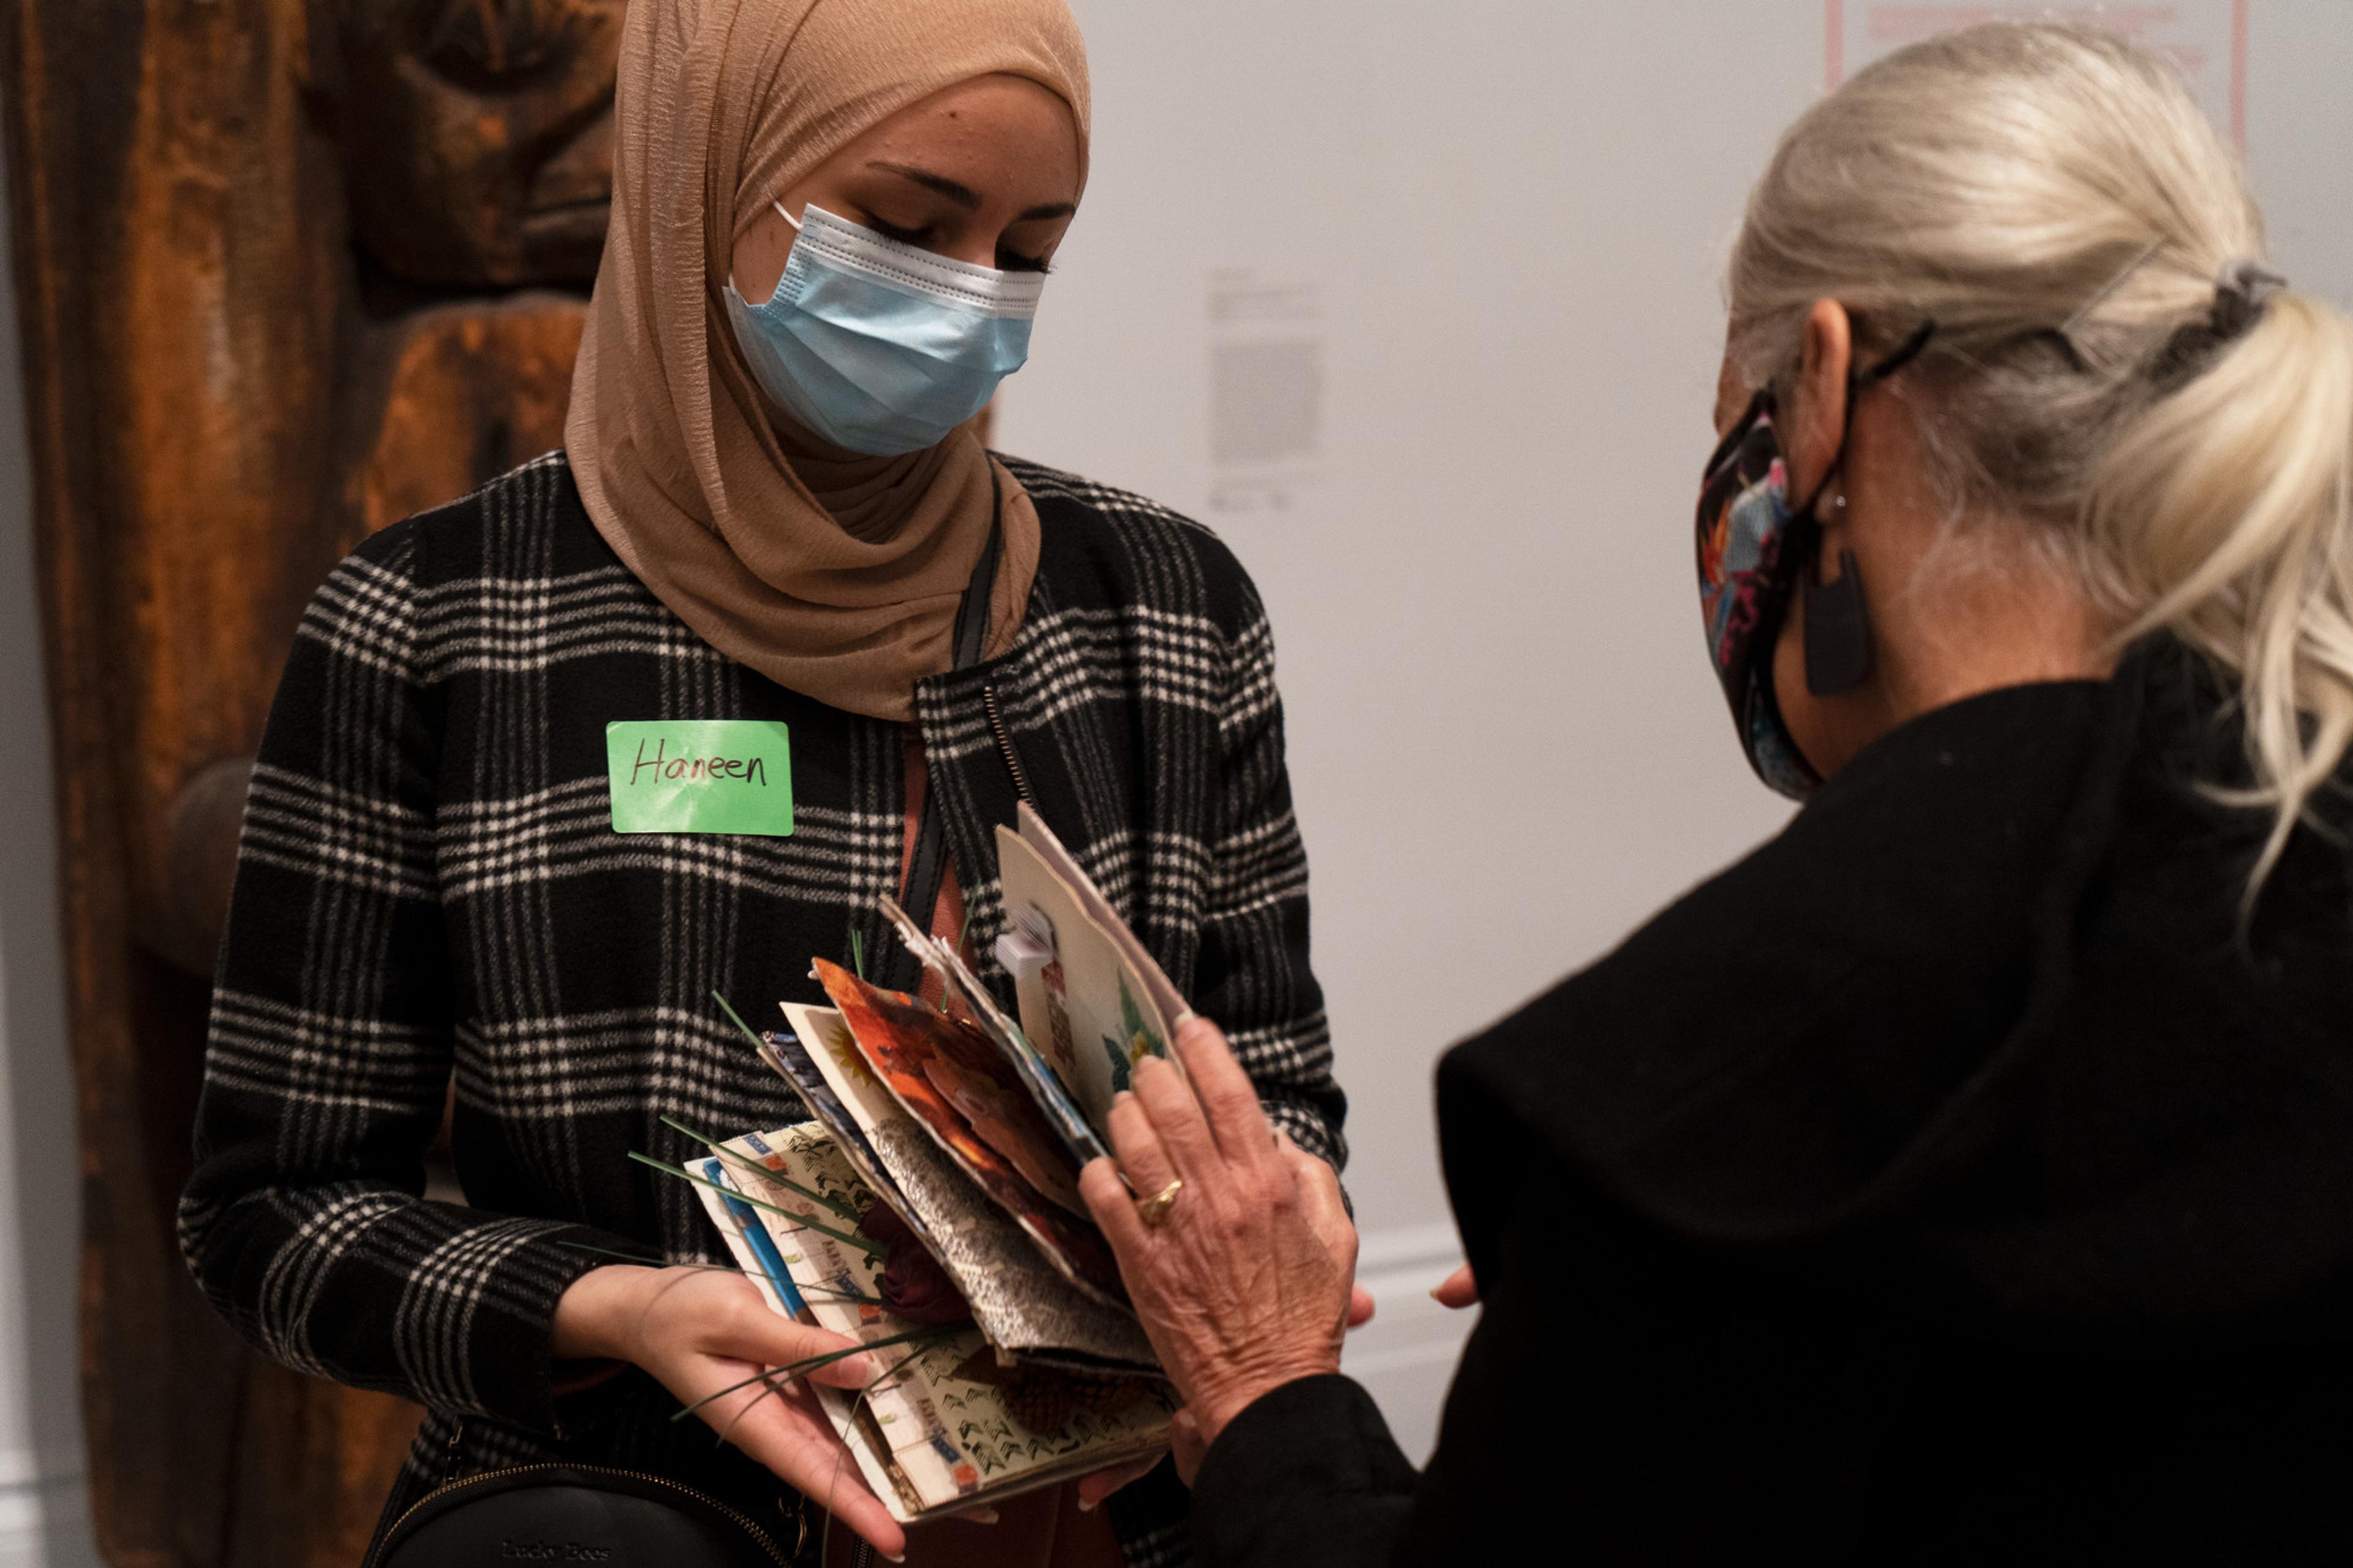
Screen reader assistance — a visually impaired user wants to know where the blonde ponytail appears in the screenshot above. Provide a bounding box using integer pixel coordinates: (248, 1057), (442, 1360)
(1729, 22), (2353, 900)
(2088, 292), (2353, 893)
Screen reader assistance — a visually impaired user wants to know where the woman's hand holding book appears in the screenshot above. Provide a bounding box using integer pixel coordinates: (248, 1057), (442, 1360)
(553, 1263), (907, 1560)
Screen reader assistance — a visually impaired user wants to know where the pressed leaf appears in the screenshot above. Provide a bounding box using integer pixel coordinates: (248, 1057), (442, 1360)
(672, 1325), (955, 1423)
(629, 1151), (886, 1260)
(659, 1112), (866, 1224)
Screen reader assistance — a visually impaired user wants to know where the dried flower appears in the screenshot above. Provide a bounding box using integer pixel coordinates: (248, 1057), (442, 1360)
(860, 1201), (970, 1325)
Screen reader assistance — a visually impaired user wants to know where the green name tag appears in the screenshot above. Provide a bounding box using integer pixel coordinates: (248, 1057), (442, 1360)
(606, 721), (795, 836)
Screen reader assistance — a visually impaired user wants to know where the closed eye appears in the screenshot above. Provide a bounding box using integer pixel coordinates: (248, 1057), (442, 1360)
(857, 210), (1054, 275)
(860, 213), (933, 248)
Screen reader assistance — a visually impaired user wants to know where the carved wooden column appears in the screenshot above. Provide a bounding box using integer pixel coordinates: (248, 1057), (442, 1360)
(1, 1), (620, 1561)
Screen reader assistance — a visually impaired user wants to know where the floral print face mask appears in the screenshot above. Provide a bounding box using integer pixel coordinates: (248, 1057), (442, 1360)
(1694, 322), (1936, 798)
(1695, 387), (1819, 799)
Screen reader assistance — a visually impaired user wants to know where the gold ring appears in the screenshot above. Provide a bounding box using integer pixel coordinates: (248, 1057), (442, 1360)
(1134, 1178), (1184, 1229)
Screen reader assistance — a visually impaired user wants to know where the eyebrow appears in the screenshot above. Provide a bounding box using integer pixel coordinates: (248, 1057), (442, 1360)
(865, 161), (1075, 222)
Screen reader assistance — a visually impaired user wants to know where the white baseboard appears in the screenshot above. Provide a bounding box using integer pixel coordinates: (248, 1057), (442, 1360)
(1340, 1221), (1473, 1466)
(0, 1474), (101, 1568)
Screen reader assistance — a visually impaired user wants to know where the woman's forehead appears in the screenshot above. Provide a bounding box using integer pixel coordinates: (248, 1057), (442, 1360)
(772, 74), (1083, 204)
(836, 76), (1078, 166)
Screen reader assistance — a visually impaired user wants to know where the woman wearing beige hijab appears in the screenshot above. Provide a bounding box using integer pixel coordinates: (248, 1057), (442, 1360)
(178, 0), (1348, 1562)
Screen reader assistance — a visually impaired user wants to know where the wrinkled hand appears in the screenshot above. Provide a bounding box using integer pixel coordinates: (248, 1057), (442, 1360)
(1079, 1018), (1358, 1453)
(1075, 1289), (1376, 1503)
(553, 1264), (906, 1560)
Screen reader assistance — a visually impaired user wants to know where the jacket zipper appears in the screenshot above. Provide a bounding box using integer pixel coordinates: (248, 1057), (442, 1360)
(981, 683), (1035, 808)
(365, 1460), (793, 1567)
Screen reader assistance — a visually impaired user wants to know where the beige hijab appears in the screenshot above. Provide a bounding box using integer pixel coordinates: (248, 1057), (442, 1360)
(566, 0), (1090, 721)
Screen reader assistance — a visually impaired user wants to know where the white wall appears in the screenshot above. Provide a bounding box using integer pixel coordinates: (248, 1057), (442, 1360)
(0, 123), (102, 1567)
(999, 0), (2353, 1461)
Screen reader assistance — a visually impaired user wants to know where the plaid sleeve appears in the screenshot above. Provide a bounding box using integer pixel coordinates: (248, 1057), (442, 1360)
(1193, 588), (1348, 1171)
(177, 525), (623, 1434)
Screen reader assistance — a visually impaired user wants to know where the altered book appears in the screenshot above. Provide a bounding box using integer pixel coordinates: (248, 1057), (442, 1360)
(692, 803), (1195, 1521)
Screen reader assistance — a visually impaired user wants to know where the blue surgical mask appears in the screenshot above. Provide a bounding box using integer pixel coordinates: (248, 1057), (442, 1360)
(723, 202), (1044, 456)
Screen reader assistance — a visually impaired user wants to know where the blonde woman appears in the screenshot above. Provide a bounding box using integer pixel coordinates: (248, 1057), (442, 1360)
(1075, 25), (2353, 1565)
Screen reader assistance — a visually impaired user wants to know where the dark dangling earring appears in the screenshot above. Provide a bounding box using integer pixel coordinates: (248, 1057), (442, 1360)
(1803, 501), (1874, 697)
(1788, 320), (1934, 700)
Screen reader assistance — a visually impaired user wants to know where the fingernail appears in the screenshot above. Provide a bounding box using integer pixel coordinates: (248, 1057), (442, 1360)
(1076, 1494), (1096, 1512)
(1428, 1286), (1444, 1300)
(887, 1554), (907, 1564)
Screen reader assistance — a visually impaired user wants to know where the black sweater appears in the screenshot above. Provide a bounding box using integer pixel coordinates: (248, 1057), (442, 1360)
(1192, 642), (2353, 1566)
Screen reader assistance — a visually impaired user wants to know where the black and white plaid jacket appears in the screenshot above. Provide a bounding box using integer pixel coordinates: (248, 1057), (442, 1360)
(178, 451), (1344, 1564)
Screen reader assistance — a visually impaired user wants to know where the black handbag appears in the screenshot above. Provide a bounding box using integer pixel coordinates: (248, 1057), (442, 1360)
(365, 1463), (807, 1566)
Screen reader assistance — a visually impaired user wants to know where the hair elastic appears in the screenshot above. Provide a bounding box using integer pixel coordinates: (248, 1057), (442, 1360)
(2150, 257), (2287, 387)
(2210, 258), (2288, 338)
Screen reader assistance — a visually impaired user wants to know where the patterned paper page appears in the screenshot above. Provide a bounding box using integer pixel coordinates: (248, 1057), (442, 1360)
(708, 1124), (1175, 1517)
(782, 1004), (1157, 1370)
(996, 820), (1185, 1140)
(814, 961), (1121, 1298)
(878, 893), (1107, 1168)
